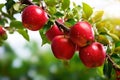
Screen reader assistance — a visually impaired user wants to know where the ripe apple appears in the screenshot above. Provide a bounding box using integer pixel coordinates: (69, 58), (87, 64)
(69, 21), (94, 47)
(0, 26), (7, 40)
(45, 24), (63, 41)
(45, 19), (64, 41)
(79, 42), (106, 68)
(51, 35), (75, 60)
(22, 5), (48, 31)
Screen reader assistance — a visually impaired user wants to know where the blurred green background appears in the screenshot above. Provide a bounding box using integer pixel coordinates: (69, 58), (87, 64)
(0, 41), (116, 80)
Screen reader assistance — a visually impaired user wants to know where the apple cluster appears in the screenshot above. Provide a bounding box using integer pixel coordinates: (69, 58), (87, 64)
(46, 20), (106, 68)
(21, 5), (106, 68)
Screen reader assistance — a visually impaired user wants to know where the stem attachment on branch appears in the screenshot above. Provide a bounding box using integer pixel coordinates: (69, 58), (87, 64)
(55, 21), (70, 33)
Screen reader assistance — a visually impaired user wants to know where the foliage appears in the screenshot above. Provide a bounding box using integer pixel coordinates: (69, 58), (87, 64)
(0, 0), (120, 80)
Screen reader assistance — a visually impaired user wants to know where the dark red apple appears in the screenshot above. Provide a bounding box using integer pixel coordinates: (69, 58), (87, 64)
(79, 42), (106, 68)
(69, 21), (94, 47)
(0, 26), (7, 40)
(45, 19), (64, 41)
(22, 5), (48, 31)
(45, 24), (63, 41)
(51, 35), (75, 60)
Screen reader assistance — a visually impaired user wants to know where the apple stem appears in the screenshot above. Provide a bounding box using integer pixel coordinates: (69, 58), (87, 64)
(106, 54), (120, 70)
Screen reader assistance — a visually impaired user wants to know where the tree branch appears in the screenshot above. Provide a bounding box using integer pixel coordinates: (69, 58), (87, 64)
(55, 21), (70, 33)
(106, 54), (120, 70)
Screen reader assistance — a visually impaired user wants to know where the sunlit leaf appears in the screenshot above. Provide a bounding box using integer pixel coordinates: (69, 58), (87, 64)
(92, 11), (104, 22)
(17, 29), (29, 41)
(97, 34), (109, 45)
(114, 47), (120, 54)
(44, 0), (57, 6)
(61, 0), (70, 10)
(107, 32), (119, 42)
(13, 3), (21, 11)
(82, 2), (93, 19)
(48, 6), (56, 15)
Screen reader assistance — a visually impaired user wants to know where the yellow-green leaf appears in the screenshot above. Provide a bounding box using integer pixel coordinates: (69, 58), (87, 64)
(82, 2), (93, 19)
(108, 32), (119, 42)
(92, 11), (104, 22)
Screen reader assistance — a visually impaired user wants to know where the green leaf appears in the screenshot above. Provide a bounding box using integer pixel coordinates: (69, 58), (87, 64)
(5, 0), (15, 15)
(54, 12), (64, 18)
(5, 0), (15, 10)
(39, 20), (53, 45)
(10, 20), (24, 29)
(48, 6), (56, 15)
(97, 34), (109, 45)
(0, 18), (8, 26)
(107, 32), (119, 42)
(103, 61), (113, 79)
(39, 30), (50, 46)
(13, 3), (21, 11)
(92, 11), (104, 22)
(115, 41), (120, 47)
(112, 54), (120, 64)
(44, 0), (57, 6)
(82, 2), (93, 19)
(0, 4), (4, 11)
(61, 0), (70, 10)
(17, 29), (29, 41)
(64, 19), (76, 27)
(114, 47), (120, 54)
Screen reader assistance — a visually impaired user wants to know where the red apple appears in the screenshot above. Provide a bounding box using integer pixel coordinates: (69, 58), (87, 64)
(45, 24), (63, 41)
(51, 35), (75, 60)
(79, 42), (106, 68)
(22, 5), (48, 31)
(69, 21), (94, 47)
(0, 26), (7, 40)
(45, 19), (64, 41)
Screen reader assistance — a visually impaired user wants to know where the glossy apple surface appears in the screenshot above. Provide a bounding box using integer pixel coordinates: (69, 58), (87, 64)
(79, 42), (106, 68)
(69, 21), (94, 47)
(51, 35), (75, 60)
(22, 5), (48, 31)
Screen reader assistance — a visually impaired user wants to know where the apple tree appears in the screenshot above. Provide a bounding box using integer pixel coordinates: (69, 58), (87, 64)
(0, 0), (120, 80)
